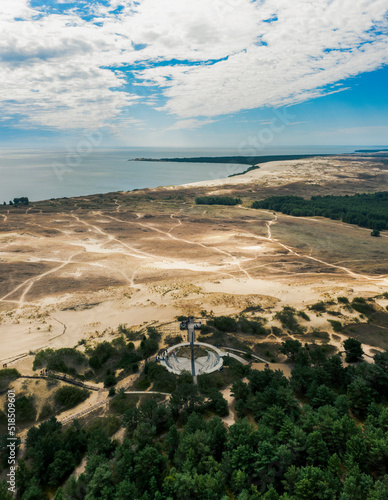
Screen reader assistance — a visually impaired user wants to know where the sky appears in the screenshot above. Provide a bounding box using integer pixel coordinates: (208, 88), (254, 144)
(1, 0), (388, 149)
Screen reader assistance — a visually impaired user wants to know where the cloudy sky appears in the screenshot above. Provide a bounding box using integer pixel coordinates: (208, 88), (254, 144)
(1, 0), (388, 148)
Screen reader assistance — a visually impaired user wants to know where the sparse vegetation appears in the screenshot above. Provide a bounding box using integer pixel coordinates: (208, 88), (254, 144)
(351, 297), (375, 316)
(274, 306), (306, 335)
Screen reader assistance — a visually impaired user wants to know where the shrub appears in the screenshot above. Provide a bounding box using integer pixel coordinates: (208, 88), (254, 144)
(15, 395), (36, 422)
(337, 296), (349, 304)
(38, 404), (53, 421)
(328, 320), (343, 332)
(137, 378), (151, 390)
(311, 329), (330, 341)
(104, 372), (117, 388)
(238, 317), (267, 335)
(351, 297), (375, 316)
(144, 362), (177, 392)
(33, 348), (87, 377)
(309, 302), (326, 312)
(274, 307), (305, 334)
(209, 316), (238, 332)
(140, 337), (159, 358)
(298, 311), (310, 321)
(0, 369), (20, 393)
(54, 387), (90, 411)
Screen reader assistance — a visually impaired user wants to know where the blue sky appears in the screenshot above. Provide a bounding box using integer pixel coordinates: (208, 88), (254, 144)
(1, 0), (388, 149)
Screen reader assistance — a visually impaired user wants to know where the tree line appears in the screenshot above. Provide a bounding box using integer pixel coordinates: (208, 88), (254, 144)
(3, 197), (29, 206)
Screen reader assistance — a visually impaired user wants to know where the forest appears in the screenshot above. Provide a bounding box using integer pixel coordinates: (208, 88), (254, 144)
(251, 192), (388, 231)
(195, 196), (242, 206)
(1, 339), (387, 499)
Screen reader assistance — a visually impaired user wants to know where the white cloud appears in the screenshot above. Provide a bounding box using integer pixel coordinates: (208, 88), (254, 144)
(166, 118), (216, 131)
(0, 0), (387, 130)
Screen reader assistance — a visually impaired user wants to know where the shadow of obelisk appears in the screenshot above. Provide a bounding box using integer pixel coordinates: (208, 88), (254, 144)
(187, 319), (197, 384)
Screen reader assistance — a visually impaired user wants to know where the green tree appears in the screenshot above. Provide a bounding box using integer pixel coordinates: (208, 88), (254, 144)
(347, 377), (373, 417)
(0, 480), (13, 500)
(374, 350), (388, 370)
(306, 431), (329, 466)
(344, 338), (364, 362)
(84, 461), (115, 500)
(280, 339), (302, 360)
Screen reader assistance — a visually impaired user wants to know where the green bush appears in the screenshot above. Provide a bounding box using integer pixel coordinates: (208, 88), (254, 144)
(15, 395), (37, 422)
(104, 372), (117, 388)
(38, 404), (53, 421)
(144, 362), (177, 392)
(309, 302), (326, 312)
(0, 368), (20, 393)
(351, 297), (375, 316)
(328, 320), (343, 332)
(137, 377), (151, 390)
(238, 317), (267, 335)
(54, 387), (90, 411)
(298, 310), (310, 321)
(274, 307), (305, 334)
(209, 316), (238, 332)
(33, 348), (87, 377)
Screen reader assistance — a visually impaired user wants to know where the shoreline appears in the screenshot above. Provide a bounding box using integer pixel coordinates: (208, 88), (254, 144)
(179, 157), (315, 188)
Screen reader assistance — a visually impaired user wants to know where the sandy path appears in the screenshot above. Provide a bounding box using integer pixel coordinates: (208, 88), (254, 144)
(221, 386), (237, 427)
(0, 251), (83, 306)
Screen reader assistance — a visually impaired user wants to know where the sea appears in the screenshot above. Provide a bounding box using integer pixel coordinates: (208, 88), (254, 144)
(0, 145), (377, 203)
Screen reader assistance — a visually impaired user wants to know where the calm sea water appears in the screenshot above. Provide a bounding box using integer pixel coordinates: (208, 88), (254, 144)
(0, 146), (369, 202)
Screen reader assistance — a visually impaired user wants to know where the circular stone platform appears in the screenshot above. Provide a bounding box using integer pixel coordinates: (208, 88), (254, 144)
(159, 342), (223, 375)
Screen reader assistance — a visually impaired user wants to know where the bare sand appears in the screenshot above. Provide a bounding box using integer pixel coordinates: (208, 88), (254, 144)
(1, 153), (387, 364)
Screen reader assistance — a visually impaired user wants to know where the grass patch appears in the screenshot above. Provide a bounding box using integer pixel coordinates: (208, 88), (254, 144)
(274, 307), (306, 335)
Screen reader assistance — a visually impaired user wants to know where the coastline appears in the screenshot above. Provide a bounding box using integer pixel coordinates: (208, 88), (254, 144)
(178, 157), (325, 189)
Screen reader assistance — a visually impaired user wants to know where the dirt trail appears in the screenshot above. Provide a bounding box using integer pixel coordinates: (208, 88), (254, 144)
(0, 251), (83, 306)
(246, 210), (388, 284)
(105, 213), (253, 280)
(221, 386), (237, 427)
(168, 209), (183, 233)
